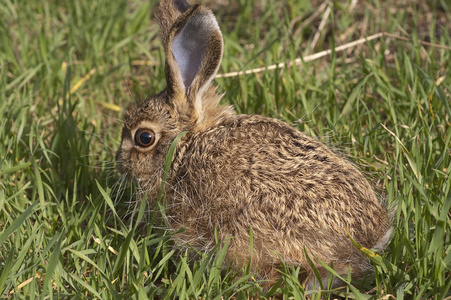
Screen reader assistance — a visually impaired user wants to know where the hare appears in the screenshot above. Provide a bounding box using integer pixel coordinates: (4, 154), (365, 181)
(116, 0), (392, 289)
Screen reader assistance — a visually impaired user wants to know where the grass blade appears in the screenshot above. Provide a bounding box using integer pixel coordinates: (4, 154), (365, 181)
(0, 202), (37, 245)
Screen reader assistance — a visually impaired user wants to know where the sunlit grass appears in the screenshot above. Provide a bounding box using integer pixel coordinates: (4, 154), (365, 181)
(0, 0), (450, 298)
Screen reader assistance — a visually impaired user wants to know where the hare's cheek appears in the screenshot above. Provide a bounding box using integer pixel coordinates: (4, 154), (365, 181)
(126, 156), (158, 183)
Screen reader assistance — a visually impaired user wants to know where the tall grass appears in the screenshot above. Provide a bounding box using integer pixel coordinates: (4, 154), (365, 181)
(0, 0), (450, 298)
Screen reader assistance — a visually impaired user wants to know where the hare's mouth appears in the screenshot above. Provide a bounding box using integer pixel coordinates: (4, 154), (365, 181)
(115, 160), (128, 175)
(114, 159), (136, 180)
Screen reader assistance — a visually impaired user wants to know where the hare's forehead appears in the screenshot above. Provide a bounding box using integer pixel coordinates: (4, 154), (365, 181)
(124, 101), (172, 130)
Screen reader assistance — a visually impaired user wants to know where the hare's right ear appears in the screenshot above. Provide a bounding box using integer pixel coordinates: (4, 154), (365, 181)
(156, 0), (223, 113)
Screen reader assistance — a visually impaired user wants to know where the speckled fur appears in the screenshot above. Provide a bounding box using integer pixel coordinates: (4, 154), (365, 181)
(116, 0), (392, 288)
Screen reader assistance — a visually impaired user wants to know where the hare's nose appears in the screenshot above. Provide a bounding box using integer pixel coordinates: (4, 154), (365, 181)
(115, 149), (125, 173)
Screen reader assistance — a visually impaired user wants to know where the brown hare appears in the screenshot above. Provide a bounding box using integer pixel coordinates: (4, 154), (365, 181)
(116, 0), (392, 289)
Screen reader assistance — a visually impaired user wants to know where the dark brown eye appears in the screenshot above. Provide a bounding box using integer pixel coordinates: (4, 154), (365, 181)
(134, 128), (156, 147)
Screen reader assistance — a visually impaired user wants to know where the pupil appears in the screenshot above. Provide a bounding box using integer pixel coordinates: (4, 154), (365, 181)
(140, 131), (153, 145)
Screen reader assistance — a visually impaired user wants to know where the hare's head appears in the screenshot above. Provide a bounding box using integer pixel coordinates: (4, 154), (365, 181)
(116, 0), (232, 185)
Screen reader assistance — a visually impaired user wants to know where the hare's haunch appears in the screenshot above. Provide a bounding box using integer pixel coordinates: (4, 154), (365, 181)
(116, 0), (392, 288)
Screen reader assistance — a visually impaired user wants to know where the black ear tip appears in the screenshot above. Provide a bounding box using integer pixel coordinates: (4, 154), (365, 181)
(173, 0), (190, 13)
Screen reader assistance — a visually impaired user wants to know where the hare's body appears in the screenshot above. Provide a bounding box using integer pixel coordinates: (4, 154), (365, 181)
(166, 113), (391, 283)
(116, 0), (392, 288)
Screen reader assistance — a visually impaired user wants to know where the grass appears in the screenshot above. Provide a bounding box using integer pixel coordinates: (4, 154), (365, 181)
(0, 0), (450, 298)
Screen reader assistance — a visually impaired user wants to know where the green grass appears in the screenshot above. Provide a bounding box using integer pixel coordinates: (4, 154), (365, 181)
(1, 0), (450, 298)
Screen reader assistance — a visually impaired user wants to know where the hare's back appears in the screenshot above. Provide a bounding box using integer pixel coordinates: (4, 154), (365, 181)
(173, 115), (390, 248)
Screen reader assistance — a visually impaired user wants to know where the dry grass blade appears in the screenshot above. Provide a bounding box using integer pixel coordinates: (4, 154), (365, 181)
(309, 5), (331, 53)
(216, 32), (384, 78)
(215, 32), (451, 78)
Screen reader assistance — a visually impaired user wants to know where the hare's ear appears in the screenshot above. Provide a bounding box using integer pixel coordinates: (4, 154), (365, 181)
(161, 1), (223, 104)
(155, 0), (190, 46)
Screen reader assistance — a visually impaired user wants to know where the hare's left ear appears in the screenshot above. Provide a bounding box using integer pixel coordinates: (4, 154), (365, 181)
(163, 3), (223, 102)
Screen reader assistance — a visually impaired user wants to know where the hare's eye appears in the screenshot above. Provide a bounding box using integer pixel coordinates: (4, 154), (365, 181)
(134, 129), (156, 148)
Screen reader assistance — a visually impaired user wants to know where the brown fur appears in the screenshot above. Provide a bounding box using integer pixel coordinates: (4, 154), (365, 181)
(116, 0), (392, 288)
